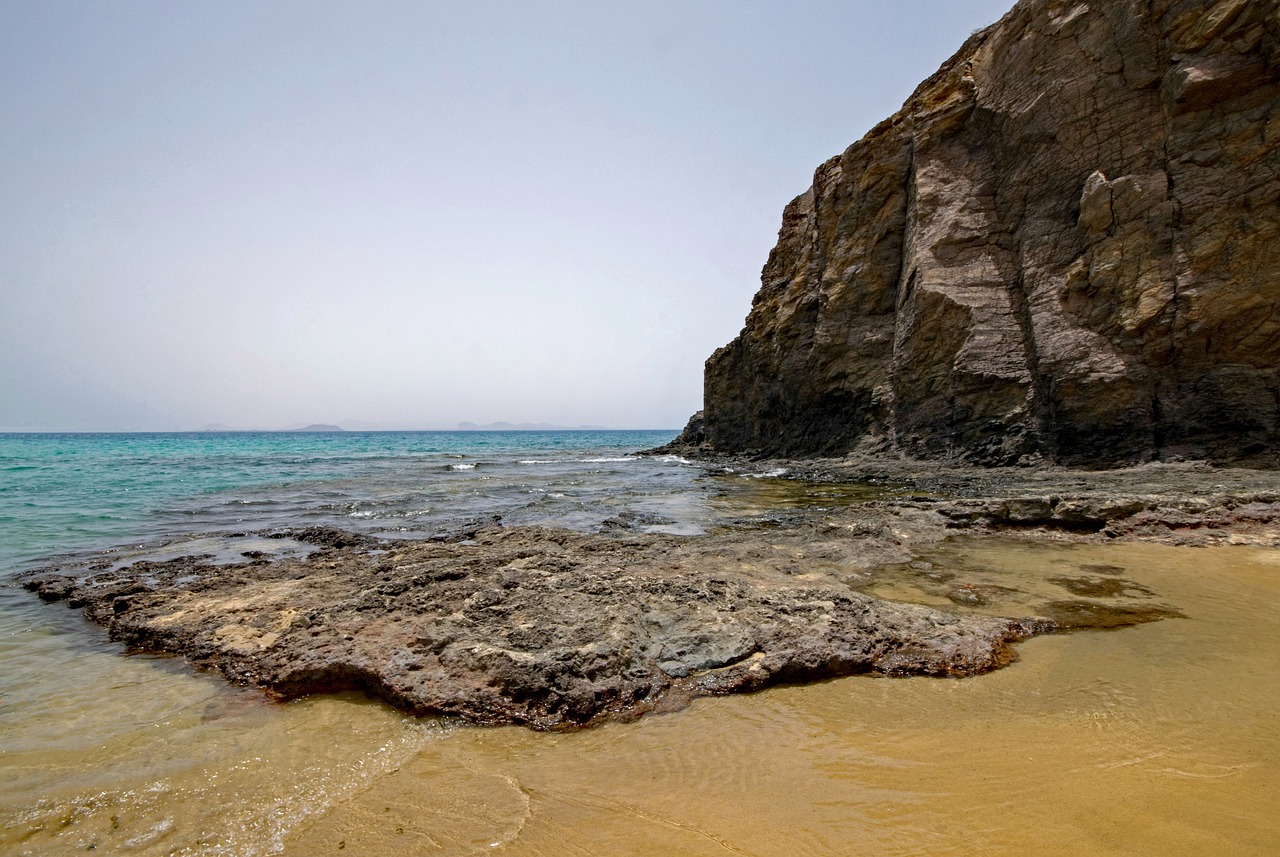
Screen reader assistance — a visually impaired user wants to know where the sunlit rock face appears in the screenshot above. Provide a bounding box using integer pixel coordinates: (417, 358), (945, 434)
(693, 0), (1280, 466)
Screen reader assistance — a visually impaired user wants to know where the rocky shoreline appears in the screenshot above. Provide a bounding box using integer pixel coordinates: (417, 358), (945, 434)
(19, 458), (1274, 730)
(682, 452), (1280, 546)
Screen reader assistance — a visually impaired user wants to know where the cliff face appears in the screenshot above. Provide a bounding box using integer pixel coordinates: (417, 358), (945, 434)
(692, 0), (1280, 466)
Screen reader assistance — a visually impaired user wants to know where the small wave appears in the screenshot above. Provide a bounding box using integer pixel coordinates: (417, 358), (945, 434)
(348, 508), (434, 519)
(580, 456), (638, 463)
(448, 463), (477, 470)
(655, 455), (694, 464)
(747, 467), (789, 478)
(517, 459), (562, 465)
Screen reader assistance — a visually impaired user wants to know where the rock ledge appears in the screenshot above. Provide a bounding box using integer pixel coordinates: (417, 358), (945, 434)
(18, 524), (1055, 730)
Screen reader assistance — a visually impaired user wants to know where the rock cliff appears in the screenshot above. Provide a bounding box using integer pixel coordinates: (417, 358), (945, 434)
(685, 0), (1280, 466)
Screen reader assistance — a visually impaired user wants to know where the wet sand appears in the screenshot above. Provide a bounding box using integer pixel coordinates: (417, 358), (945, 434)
(5, 538), (1278, 855)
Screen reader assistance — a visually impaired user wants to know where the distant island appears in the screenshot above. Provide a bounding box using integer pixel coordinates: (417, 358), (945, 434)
(456, 421), (609, 431)
(196, 422), (617, 432)
(199, 423), (346, 433)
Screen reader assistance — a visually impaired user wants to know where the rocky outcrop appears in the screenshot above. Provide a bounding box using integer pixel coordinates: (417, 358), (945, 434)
(690, 0), (1280, 466)
(26, 459), (1271, 728)
(20, 526), (1054, 729)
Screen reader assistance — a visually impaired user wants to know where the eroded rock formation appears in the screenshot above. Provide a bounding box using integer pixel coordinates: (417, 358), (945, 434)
(20, 525), (1053, 729)
(688, 0), (1280, 466)
(25, 460), (1276, 729)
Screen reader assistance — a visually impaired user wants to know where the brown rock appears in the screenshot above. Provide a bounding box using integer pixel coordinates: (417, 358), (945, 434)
(684, 0), (1280, 466)
(20, 525), (1054, 730)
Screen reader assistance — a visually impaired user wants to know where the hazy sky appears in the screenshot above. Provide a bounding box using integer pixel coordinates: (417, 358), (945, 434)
(1, 0), (1012, 431)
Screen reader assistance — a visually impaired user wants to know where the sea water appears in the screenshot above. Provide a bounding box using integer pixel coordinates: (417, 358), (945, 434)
(0, 430), (701, 572)
(3, 432), (1279, 855)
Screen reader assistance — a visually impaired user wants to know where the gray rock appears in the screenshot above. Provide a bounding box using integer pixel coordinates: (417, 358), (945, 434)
(20, 525), (1049, 730)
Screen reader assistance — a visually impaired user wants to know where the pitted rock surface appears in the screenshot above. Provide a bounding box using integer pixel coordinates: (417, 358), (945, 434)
(21, 525), (1051, 730)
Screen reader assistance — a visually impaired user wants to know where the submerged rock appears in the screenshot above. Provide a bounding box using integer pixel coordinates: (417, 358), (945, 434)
(1040, 600), (1185, 631)
(675, 0), (1280, 467)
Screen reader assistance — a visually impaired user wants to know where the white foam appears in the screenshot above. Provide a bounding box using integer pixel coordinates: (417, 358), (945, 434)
(449, 463), (477, 470)
(580, 456), (637, 463)
(350, 508), (433, 519)
(655, 455), (693, 464)
(747, 467), (789, 478)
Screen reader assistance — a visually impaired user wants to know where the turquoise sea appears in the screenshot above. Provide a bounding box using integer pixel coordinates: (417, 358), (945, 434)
(0, 430), (691, 576)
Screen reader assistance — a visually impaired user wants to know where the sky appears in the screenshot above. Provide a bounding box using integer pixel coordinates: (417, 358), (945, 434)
(0, 0), (1013, 431)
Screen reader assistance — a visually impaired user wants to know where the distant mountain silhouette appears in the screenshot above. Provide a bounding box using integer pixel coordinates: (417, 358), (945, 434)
(456, 421), (608, 431)
(199, 423), (345, 432)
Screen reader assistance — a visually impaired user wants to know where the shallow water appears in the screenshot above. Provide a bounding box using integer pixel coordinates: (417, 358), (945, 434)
(2, 434), (1278, 854)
